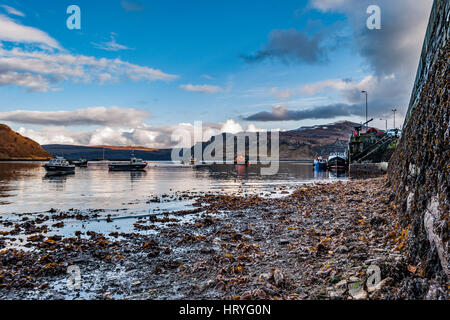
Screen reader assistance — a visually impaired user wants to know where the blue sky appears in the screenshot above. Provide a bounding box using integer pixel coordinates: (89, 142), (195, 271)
(0, 0), (433, 147)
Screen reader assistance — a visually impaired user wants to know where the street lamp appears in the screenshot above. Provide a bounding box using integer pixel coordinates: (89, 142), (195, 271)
(361, 91), (368, 131)
(392, 108), (397, 129)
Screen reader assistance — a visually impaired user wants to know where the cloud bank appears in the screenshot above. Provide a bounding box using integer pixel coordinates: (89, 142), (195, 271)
(179, 84), (224, 94)
(0, 14), (177, 92)
(0, 5), (25, 17)
(14, 118), (261, 149)
(242, 29), (325, 64)
(0, 107), (149, 127)
(243, 0), (434, 122)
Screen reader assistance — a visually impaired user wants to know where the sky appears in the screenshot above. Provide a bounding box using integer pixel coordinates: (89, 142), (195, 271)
(0, 0), (434, 148)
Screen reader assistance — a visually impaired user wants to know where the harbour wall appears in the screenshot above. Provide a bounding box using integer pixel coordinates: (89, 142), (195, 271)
(388, 0), (449, 298)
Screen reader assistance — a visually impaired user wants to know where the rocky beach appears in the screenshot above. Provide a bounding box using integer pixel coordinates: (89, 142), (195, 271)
(1, 176), (433, 300)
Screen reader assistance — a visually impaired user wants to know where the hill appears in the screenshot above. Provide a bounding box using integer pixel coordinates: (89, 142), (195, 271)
(279, 120), (359, 159)
(0, 124), (51, 160)
(42, 121), (362, 161)
(42, 144), (172, 161)
(191, 121), (360, 161)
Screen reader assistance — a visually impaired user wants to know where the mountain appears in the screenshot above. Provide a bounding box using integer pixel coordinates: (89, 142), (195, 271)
(279, 121), (359, 159)
(0, 124), (51, 160)
(191, 121), (359, 161)
(42, 121), (362, 162)
(42, 144), (172, 161)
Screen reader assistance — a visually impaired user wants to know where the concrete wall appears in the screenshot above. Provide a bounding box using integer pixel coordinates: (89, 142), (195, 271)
(388, 0), (449, 299)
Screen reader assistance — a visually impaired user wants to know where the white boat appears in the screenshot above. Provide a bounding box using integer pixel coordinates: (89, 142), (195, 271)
(43, 157), (75, 173)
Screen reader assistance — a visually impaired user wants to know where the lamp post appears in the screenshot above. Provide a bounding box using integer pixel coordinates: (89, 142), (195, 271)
(392, 108), (397, 129)
(361, 91), (368, 131)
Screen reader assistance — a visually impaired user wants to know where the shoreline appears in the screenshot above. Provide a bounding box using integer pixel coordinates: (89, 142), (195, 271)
(0, 177), (419, 300)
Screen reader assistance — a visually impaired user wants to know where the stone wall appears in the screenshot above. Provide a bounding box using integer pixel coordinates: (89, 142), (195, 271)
(387, 0), (449, 299)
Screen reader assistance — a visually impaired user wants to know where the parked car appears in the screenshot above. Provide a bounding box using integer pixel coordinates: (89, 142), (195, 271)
(386, 129), (402, 137)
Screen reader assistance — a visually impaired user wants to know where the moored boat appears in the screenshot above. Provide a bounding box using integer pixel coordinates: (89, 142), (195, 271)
(108, 153), (147, 171)
(314, 156), (327, 171)
(327, 152), (348, 170)
(72, 158), (88, 167)
(43, 157), (75, 173)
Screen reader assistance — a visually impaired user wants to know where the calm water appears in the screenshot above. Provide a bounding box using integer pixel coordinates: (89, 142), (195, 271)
(0, 161), (346, 242)
(0, 161), (346, 215)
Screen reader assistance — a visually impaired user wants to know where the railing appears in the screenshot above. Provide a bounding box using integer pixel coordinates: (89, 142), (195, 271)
(351, 135), (395, 163)
(355, 136), (397, 163)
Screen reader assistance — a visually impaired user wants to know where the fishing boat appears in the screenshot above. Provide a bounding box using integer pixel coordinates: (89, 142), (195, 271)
(327, 152), (348, 170)
(108, 152), (147, 171)
(314, 156), (327, 171)
(43, 157), (75, 173)
(72, 158), (88, 167)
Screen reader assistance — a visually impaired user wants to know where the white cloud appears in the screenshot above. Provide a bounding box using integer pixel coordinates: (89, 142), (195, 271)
(0, 107), (150, 127)
(269, 87), (301, 99)
(0, 71), (49, 92)
(0, 16), (178, 91)
(309, 0), (350, 12)
(0, 14), (60, 49)
(15, 119), (263, 149)
(201, 74), (215, 80)
(301, 76), (376, 95)
(0, 5), (25, 17)
(92, 33), (130, 51)
(180, 84), (224, 94)
(243, 0), (433, 123)
(0, 47), (178, 91)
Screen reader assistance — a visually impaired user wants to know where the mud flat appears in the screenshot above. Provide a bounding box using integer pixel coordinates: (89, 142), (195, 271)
(0, 177), (428, 300)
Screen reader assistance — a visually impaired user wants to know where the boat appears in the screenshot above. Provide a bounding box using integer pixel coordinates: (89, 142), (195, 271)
(43, 157), (75, 173)
(108, 152), (147, 171)
(314, 156), (327, 171)
(72, 158), (88, 167)
(234, 155), (250, 166)
(327, 152), (348, 170)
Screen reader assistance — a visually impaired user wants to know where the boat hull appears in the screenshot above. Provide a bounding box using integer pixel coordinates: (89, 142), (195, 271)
(43, 165), (75, 173)
(314, 162), (327, 171)
(72, 161), (88, 167)
(327, 157), (347, 170)
(108, 164), (147, 171)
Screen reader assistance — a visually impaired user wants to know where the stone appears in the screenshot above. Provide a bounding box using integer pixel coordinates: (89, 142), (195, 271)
(336, 245), (349, 253)
(335, 280), (348, 288)
(273, 269), (284, 287)
(351, 289), (368, 300)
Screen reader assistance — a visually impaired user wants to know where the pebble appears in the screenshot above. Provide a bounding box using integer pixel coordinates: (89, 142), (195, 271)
(351, 289), (368, 300)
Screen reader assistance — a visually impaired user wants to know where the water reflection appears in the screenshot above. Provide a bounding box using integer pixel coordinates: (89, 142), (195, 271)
(328, 169), (347, 179)
(43, 172), (75, 191)
(196, 162), (317, 181)
(0, 161), (347, 215)
(130, 170), (147, 181)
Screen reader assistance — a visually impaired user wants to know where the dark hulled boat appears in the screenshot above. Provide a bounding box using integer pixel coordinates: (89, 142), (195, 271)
(108, 153), (147, 171)
(72, 158), (88, 167)
(43, 157), (75, 173)
(327, 152), (348, 170)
